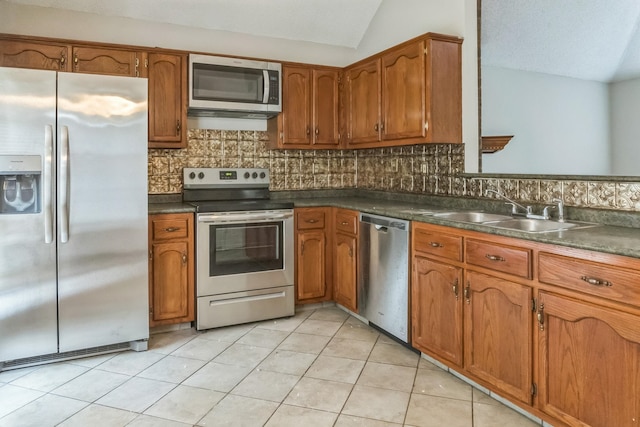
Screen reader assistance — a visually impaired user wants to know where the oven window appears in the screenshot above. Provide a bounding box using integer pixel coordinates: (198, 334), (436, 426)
(209, 221), (282, 276)
(193, 63), (264, 103)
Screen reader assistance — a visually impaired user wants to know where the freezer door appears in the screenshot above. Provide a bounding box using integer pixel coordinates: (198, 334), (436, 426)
(57, 72), (149, 352)
(0, 67), (58, 362)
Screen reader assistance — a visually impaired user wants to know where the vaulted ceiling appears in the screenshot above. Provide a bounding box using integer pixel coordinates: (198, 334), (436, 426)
(3, 0), (383, 48)
(482, 0), (640, 82)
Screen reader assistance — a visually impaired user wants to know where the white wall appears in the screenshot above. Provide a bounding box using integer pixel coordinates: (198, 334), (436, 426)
(610, 77), (640, 176)
(0, 0), (478, 170)
(481, 66), (610, 175)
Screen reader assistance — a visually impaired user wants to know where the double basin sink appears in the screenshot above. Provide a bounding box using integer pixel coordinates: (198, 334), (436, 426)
(403, 210), (597, 233)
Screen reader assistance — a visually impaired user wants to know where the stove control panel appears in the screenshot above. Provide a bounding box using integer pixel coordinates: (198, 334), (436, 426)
(183, 167), (269, 188)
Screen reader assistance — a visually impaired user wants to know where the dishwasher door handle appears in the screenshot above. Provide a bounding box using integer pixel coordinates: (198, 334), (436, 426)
(374, 225), (388, 232)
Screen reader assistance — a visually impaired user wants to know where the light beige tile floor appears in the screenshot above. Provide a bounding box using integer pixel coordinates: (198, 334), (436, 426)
(0, 307), (545, 426)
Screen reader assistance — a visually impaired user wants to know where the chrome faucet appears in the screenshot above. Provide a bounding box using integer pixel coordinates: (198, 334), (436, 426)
(485, 189), (532, 216)
(552, 198), (565, 222)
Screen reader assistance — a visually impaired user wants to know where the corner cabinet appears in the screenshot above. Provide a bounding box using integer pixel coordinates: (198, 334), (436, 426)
(294, 207), (332, 303)
(333, 208), (359, 312)
(268, 65), (340, 149)
(147, 52), (187, 148)
(148, 213), (195, 326)
(344, 33), (462, 148)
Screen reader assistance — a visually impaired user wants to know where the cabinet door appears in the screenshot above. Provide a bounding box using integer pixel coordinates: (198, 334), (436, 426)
(464, 270), (533, 404)
(282, 66), (312, 146)
(296, 229), (327, 300)
(538, 292), (640, 427)
(150, 241), (190, 324)
(0, 39), (70, 71)
(334, 232), (357, 312)
(412, 256), (463, 366)
(72, 46), (142, 77)
(347, 60), (381, 144)
(381, 41), (426, 141)
(313, 69), (340, 146)
(148, 53), (187, 148)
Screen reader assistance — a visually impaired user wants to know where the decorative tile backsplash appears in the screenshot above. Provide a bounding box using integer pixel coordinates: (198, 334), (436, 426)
(148, 129), (640, 212)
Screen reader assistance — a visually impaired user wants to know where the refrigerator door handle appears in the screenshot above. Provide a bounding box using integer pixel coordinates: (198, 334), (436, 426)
(60, 125), (70, 243)
(44, 124), (54, 244)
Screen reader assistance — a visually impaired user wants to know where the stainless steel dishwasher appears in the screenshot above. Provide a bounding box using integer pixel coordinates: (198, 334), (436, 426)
(359, 213), (410, 343)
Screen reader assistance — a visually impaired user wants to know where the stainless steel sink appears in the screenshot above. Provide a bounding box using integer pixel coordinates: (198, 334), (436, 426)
(432, 211), (513, 223)
(485, 218), (597, 233)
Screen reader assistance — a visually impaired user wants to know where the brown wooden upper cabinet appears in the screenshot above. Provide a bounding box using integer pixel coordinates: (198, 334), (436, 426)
(344, 33), (462, 148)
(345, 60), (381, 145)
(268, 65), (340, 149)
(72, 46), (146, 77)
(147, 52), (187, 149)
(0, 39), (145, 77)
(0, 39), (70, 71)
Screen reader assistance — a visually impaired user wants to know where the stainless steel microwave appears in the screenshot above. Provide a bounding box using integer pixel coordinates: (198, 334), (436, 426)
(188, 54), (281, 118)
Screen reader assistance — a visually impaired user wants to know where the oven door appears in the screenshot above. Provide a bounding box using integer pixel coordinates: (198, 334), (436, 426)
(196, 209), (294, 296)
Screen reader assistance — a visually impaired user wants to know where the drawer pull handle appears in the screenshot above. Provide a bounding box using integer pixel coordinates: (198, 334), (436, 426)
(307, 219), (318, 223)
(164, 227), (180, 232)
(485, 254), (505, 262)
(429, 242), (443, 248)
(581, 276), (612, 287)
(341, 221), (349, 226)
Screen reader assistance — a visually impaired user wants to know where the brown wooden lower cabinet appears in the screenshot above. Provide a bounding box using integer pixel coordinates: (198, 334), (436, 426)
(411, 255), (463, 366)
(410, 220), (640, 427)
(538, 291), (640, 427)
(294, 207), (332, 303)
(333, 208), (359, 312)
(464, 270), (533, 405)
(148, 213), (194, 326)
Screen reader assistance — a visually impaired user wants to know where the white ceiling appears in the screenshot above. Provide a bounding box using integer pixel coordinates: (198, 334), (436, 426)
(482, 0), (640, 82)
(3, 0), (383, 48)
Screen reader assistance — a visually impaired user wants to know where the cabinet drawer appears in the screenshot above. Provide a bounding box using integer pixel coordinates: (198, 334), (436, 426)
(413, 227), (462, 262)
(296, 210), (325, 230)
(335, 209), (358, 235)
(466, 239), (531, 279)
(539, 252), (640, 306)
(152, 218), (190, 240)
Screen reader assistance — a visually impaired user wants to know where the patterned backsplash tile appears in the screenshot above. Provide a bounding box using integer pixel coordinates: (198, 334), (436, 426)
(147, 129), (640, 212)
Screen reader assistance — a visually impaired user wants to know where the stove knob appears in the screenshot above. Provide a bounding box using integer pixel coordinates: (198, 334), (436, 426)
(259, 172), (266, 179)
(244, 172), (250, 179)
(189, 172), (196, 179)
(252, 172), (258, 179)
(198, 172), (205, 179)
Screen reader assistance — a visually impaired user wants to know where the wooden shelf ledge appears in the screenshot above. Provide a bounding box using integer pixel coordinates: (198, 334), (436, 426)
(481, 135), (513, 154)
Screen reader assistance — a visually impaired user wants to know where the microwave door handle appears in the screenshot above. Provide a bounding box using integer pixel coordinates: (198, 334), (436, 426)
(262, 69), (270, 104)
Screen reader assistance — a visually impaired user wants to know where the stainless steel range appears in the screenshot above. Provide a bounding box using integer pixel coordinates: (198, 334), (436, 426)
(183, 167), (294, 330)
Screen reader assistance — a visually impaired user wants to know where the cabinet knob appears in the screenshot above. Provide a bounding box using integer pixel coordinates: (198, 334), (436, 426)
(176, 120), (181, 135)
(315, 127), (319, 135)
(182, 253), (187, 264)
(306, 126), (311, 136)
(374, 123), (379, 132)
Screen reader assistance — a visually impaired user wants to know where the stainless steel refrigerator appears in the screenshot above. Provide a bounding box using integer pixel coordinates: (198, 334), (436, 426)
(0, 67), (149, 369)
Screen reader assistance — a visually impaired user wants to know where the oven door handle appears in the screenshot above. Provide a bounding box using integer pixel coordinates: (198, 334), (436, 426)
(198, 212), (293, 224)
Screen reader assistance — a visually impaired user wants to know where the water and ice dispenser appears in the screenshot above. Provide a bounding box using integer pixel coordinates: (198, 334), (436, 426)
(0, 155), (41, 214)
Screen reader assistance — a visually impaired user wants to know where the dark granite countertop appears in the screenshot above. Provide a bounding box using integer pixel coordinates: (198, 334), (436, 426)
(148, 190), (640, 259)
(148, 194), (195, 214)
(273, 190), (640, 259)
